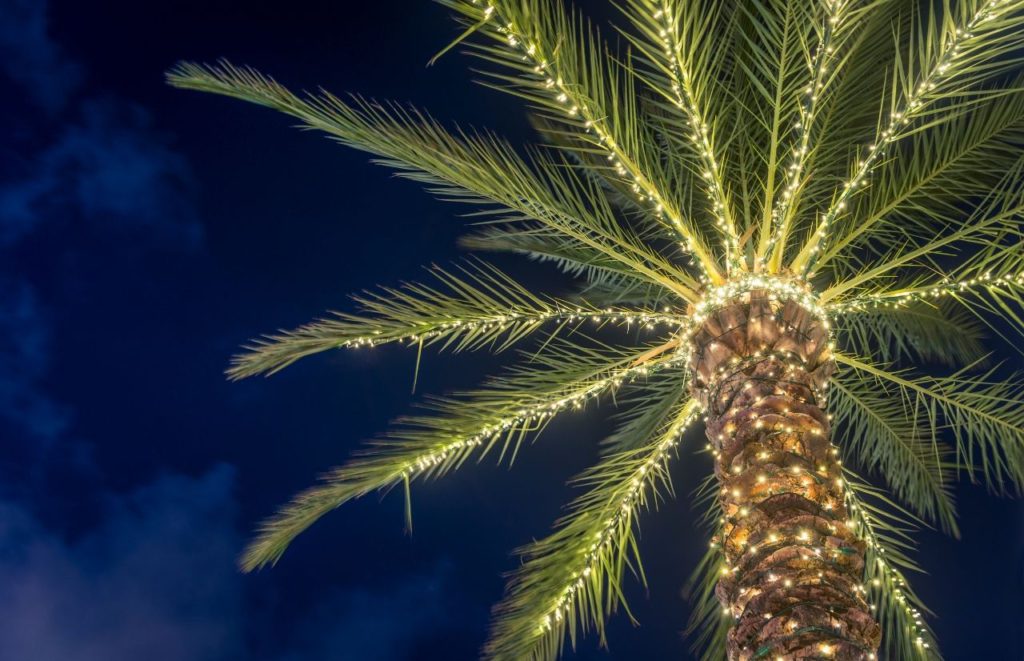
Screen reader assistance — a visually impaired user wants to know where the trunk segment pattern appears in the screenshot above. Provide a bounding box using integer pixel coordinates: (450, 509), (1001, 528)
(689, 289), (881, 660)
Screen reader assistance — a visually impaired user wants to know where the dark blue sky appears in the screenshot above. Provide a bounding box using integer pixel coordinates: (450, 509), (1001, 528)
(1, 1), (1021, 659)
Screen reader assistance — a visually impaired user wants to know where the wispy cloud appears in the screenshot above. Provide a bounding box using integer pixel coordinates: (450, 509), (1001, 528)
(0, 0), (81, 113)
(0, 0), (202, 250)
(0, 278), (68, 444)
(0, 466), (460, 661)
(0, 466), (245, 661)
(0, 99), (202, 249)
(0, 4), (464, 659)
(0, 0), (203, 456)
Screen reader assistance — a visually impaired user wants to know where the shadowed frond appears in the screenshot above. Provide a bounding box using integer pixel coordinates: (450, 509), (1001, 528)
(837, 353), (1024, 493)
(815, 84), (1024, 275)
(459, 224), (656, 294)
(830, 368), (959, 534)
(600, 368), (689, 454)
(822, 157), (1024, 306)
(762, 0), (877, 270)
(683, 475), (729, 661)
(684, 541), (732, 661)
(834, 300), (987, 366)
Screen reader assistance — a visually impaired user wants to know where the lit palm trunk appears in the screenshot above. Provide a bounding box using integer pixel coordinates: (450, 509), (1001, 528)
(690, 290), (881, 660)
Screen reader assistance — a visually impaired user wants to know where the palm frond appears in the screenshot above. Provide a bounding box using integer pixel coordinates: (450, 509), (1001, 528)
(241, 337), (689, 572)
(834, 299), (987, 367)
(787, 0), (911, 243)
(167, 61), (701, 300)
(836, 353), (1024, 493)
(227, 260), (682, 379)
(728, 0), (812, 261)
(437, 0), (726, 282)
(845, 473), (942, 659)
(484, 399), (700, 661)
(815, 82), (1024, 275)
(601, 368), (689, 454)
(792, 0), (1024, 272)
(616, 0), (741, 259)
(684, 541), (732, 661)
(830, 368), (960, 534)
(458, 223), (656, 293)
(764, 0), (874, 270)
(822, 158), (1024, 304)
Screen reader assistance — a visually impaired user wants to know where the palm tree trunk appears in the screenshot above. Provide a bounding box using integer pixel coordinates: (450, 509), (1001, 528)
(689, 289), (881, 660)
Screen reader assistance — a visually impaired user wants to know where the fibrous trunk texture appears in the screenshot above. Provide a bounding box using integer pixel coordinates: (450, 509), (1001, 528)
(689, 290), (880, 660)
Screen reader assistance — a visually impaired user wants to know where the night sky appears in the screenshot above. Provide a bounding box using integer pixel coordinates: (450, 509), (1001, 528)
(2, 1), (1022, 659)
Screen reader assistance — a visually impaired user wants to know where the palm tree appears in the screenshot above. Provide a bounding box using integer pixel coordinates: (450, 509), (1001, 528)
(168, 0), (1024, 658)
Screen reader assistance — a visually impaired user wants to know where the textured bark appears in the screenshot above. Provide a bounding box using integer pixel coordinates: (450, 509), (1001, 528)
(688, 290), (880, 660)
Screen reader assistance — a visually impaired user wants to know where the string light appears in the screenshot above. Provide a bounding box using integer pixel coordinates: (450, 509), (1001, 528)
(687, 277), (899, 656)
(335, 307), (686, 349)
(397, 349), (688, 481)
(680, 275), (832, 382)
(828, 269), (1024, 314)
(845, 479), (939, 654)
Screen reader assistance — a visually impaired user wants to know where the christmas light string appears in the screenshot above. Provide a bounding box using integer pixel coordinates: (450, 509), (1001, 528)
(826, 270), (1024, 314)
(394, 349), (689, 481)
(699, 494), (936, 660)
(330, 307), (686, 349)
(843, 480), (940, 657)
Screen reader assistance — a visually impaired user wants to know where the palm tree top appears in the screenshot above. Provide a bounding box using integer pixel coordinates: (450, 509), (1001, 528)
(168, 0), (1024, 658)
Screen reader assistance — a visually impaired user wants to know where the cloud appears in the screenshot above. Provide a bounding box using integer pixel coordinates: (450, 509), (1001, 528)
(0, 466), (245, 661)
(0, 0), (81, 113)
(0, 464), (459, 661)
(1, 0), (202, 250)
(0, 98), (203, 249)
(0, 0), (202, 454)
(0, 278), (68, 444)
